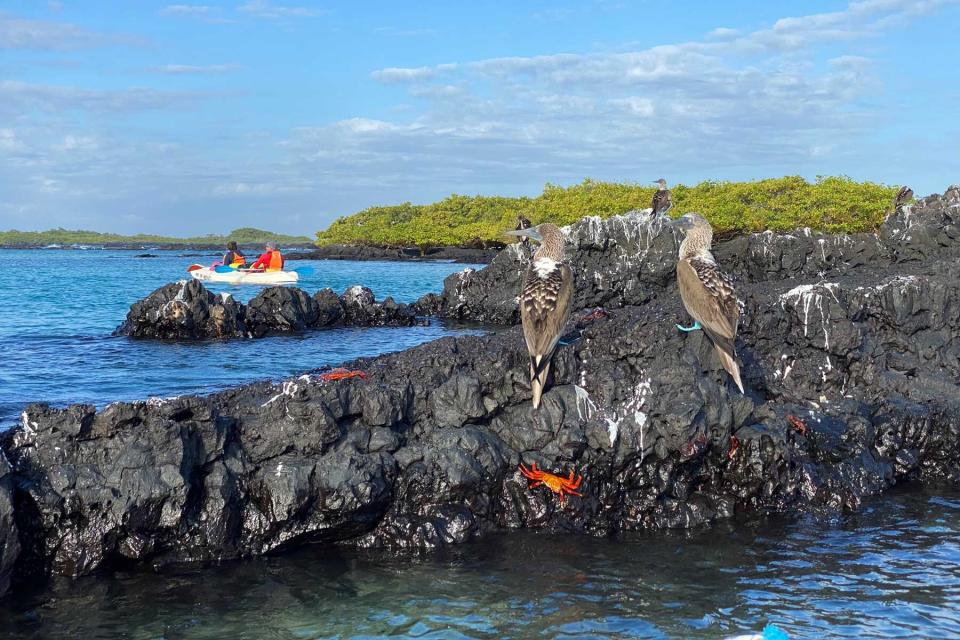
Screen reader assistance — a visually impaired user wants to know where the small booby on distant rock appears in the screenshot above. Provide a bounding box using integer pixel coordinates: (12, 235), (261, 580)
(894, 185), (914, 211)
(652, 178), (672, 215)
(504, 223), (573, 408)
(672, 213), (744, 393)
(515, 215), (533, 248)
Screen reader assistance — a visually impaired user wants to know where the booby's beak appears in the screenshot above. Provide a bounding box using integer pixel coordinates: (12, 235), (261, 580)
(504, 227), (543, 242)
(671, 215), (695, 231)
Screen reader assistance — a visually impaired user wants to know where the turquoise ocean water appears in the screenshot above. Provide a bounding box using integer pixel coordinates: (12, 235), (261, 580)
(0, 249), (483, 428)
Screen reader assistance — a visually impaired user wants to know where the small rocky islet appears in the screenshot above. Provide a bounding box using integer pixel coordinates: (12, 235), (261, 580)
(1, 186), (959, 597)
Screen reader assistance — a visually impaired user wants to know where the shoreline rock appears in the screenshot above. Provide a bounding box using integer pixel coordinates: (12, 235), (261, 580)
(2, 186), (960, 597)
(113, 281), (425, 340)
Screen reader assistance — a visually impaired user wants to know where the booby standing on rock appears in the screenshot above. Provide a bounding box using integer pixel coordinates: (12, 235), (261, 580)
(652, 178), (672, 215)
(894, 185), (914, 211)
(504, 223), (573, 409)
(672, 213), (744, 393)
(515, 215), (533, 248)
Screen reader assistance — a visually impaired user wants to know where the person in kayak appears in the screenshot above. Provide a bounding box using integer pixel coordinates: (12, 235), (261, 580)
(222, 241), (246, 268)
(249, 243), (284, 272)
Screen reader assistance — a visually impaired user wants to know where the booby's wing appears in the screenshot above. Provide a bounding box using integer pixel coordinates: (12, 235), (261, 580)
(677, 257), (744, 392)
(520, 262), (573, 407)
(651, 190), (671, 213)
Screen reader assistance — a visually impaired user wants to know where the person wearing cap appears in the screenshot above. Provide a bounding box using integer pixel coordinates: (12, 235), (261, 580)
(221, 241), (246, 268)
(249, 242), (284, 272)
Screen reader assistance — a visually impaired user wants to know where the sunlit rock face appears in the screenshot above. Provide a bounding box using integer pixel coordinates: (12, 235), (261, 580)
(2, 187), (960, 598)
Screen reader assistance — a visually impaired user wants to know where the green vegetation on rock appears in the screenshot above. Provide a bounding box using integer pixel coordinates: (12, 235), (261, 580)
(0, 227), (313, 247)
(316, 176), (899, 249)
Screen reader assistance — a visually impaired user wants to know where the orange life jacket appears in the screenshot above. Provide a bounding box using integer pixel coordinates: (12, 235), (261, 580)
(265, 250), (283, 272)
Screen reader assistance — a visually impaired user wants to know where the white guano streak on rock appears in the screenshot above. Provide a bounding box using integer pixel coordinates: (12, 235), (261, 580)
(780, 282), (840, 350)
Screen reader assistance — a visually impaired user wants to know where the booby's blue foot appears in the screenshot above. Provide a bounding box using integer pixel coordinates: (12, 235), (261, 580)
(676, 321), (701, 332)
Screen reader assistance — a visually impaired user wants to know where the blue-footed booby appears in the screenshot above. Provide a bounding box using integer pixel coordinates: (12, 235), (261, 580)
(515, 215), (533, 248)
(672, 213), (744, 393)
(652, 178), (672, 215)
(504, 223), (573, 408)
(894, 185), (914, 211)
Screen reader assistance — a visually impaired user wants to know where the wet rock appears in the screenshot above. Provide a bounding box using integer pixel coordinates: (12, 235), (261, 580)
(313, 288), (344, 326)
(115, 282), (424, 340)
(245, 287), (320, 337)
(113, 279), (246, 339)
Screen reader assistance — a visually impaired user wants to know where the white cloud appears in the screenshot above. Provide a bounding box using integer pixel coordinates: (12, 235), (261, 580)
(0, 80), (212, 113)
(0, 14), (130, 50)
(237, 1), (324, 19)
(0, 128), (27, 153)
(159, 4), (212, 16)
(149, 63), (242, 74)
(371, 66), (439, 83)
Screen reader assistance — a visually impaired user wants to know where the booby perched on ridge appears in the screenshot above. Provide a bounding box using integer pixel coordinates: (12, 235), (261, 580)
(515, 215), (533, 248)
(504, 223), (573, 408)
(652, 178), (672, 215)
(672, 213), (744, 393)
(894, 185), (914, 211)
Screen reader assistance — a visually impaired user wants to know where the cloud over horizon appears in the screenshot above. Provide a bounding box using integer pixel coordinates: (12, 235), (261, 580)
(0, 0), (958, 235)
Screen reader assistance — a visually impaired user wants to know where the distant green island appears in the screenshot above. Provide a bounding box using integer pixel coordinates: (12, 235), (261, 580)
(315, 176), (900, 250)
(0, 227), (313, 248)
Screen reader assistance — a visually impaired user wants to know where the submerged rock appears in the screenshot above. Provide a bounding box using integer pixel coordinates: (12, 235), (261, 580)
(2, 186), (960, 597)
(115, 281), (425, 339)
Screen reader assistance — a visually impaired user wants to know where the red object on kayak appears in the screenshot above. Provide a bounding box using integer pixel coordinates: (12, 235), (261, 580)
(186, 264), (203, 272)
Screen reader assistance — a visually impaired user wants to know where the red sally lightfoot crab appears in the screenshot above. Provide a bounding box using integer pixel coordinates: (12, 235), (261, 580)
(518, 462), (583, 504)
(318, 368), (367, 382)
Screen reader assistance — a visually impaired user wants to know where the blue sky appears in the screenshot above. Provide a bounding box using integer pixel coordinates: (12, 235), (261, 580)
(1, 0), (958, 236)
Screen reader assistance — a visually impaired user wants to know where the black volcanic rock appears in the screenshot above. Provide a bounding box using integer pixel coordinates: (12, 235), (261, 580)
(113, 279), (247, 339)
(0, 453), (17, 595)
(115, 282), (425, 339)
(3, 186), (960, 598)
(419, 187), (960, 324)
(245, 286), (321, 336)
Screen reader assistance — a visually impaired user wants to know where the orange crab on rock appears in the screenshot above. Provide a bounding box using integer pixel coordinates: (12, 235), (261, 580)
(318, 368), (367, 382)
(519, 462), (583, 504)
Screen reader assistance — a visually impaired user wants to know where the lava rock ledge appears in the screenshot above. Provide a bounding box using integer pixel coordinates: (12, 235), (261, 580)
(1, 187), (959, 596)
(114, 282), (425, 339)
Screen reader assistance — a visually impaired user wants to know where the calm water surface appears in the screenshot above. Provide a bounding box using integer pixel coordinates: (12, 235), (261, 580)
(1, 486), (958, 639)
(0, 249), (483, 426)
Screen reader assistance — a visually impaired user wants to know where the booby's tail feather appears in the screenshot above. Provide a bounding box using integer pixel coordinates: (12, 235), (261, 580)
(530, 355), (552, 409)
(715, 346), (744, 394)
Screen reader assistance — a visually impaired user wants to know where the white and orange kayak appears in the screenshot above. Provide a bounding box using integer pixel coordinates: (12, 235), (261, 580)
(187, 264), (300, 285)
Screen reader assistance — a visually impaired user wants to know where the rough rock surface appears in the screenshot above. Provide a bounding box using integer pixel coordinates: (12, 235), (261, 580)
(115, 280), (424, 339)
(2, 187), (960, 598)
(0, 454), (18, 596)
(417, 187), (960, 323)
